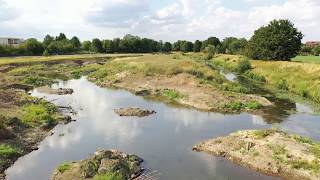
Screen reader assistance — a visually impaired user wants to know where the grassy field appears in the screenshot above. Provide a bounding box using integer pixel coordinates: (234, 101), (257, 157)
(0, 53), (141, 65)
(292, 56), (320, 64)
(213, 54), (320, 104)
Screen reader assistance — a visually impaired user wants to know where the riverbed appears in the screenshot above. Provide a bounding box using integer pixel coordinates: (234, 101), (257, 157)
(5, 77), (320, 180)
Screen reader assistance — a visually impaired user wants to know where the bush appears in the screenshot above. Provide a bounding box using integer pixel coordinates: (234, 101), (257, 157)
(22, 76), (55, 86)
(224, 101), (243, 111)
(162, 89), (184, 101)
(236, 58), (251, 73)
(246, 101), (262, 110)
(244, 71), (266, 82)
(57, 162), (73, 173)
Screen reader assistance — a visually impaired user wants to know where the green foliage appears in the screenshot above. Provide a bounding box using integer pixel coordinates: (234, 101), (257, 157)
(253, 129), (277, 139)
(205, 45), (215, 61)
(236, 58), (251, 73)
(276, 79), (289, 90)
(221, 83), (248, 93)
(293, 135), (313, 144)
(162, 42), (172, 52)
(246, 19), (303, 61)
(21, 101), (57, 127)
(57, 162), (73, 173)
(246, 101), (263, 110)
(311, 143), (320, 159)
(21, 38), (44, 56)
(244, 71), (266, 82)
(91, 39), (104, 53)
(162, 89), (184, 101)
(0, 144), (20, 158)
(93, 172), (124, 180)
(224, 101), (243, 110)
(313, 45), (320, 56)
(22, 76), (55, 86)
(193, 40), (202, 52)
(291, 160), (320, 174)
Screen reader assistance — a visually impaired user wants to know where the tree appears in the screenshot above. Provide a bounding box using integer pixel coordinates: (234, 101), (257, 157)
(82, 41), (92, 52)
(201, 37), (220, 51)
(21, 38), (44, 55)
(91, 38), (103, 53)
(246, 19), (303, 61)
(43, 35), (54, 48)
(162, 42), (172, 52)
(55, 33), (67, 41)
(193, 40), (202, 52)
(70, 36), (81, 51)
(228, 38), (247, 54)
(313, 45), (320, 56)
(102, 40), (114, 53)
(205, 45), (215, 63)
(299, 45), (313, 56)
(181, 41), (193, 52)
(173, 40), (183, 51)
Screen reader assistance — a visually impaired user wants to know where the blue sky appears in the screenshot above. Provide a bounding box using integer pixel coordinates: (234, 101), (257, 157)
(0, 0), (319, 42)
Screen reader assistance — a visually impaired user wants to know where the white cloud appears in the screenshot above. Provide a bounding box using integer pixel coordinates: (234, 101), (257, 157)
(0, 0), (319, 41)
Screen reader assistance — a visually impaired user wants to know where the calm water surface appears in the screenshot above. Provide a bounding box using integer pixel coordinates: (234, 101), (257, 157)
(6, 77), (320, 180)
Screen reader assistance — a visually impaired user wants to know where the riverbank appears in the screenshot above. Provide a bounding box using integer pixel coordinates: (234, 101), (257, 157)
(194, 129), (320, 180)
(213, 54), (320, 107)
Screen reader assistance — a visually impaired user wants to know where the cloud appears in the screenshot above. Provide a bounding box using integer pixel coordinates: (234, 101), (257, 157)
(0, 0), (17, 22)
(0, 0), (319, 41)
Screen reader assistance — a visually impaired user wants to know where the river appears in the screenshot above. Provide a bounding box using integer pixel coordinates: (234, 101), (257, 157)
(5, 77), (320, 180)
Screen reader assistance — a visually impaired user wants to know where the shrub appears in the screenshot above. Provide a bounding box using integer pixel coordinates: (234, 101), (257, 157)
(236, 58), (251, 73)
(221, 83), (248, 94)
(253, 129), (277, 139)
(244, 71), (266, 82)
(224, 101), (243, 111)
(245, 101), (262, 110)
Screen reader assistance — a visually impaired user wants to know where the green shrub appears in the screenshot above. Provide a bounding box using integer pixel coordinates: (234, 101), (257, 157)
(93, 172), (124, 180)
(0, 144), (20, 158)
(236, 58), (251, 73)
(57, 162), (73, 173)
(291, 160), (320, 173)
(311, 143), (320, 159)
(253, 129), (277, 139)
(186, 68), (204, 79)
(293, 135), (313, 144)
(221, 83), (248, 93)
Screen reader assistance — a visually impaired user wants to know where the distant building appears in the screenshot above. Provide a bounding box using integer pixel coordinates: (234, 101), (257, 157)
(0, 37), (24, 46)
(305, 41), (320, 48)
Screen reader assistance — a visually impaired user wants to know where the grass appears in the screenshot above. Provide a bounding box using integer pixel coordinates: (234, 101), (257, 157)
(292, 56), (320, 64)
(291, 159), (320, 174)
(224, 101), (262, 111)
(0, 54), (139, 65)
(93, 172), (124, 180)
(162, 89), (185, 101)
(0, 144), (20, 158)
(253, 129), (278, 139)
(21, 101), (57, 127)
(57, 162), (73, 173)
(214, 54), (320, 104)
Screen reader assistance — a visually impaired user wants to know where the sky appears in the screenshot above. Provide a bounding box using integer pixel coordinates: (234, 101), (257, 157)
(0, 0), (319, 42)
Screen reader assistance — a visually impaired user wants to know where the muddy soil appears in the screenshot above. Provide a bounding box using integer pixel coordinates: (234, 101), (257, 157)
(114, 107), (156, 117)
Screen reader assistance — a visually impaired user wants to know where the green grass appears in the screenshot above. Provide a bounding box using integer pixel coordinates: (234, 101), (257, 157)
(293, 135), (313, 144)
(291, 159), (320, 174)
(292, 56), (320, 64)
(57, 162), (73, 173)
(93, 172), (124, 180)
(162, 89), (185, 101)
(224, 101), (262, 111)
(0, 144), (20, 158)
(21, 101), (57, 127)
(253, 129), (278, 139)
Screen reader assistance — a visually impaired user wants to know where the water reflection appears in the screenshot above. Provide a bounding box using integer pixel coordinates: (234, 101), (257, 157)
(6, 77), (320, 180)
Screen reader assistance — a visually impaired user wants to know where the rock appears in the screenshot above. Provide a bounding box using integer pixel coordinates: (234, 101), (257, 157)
(135, 89), (151, 96)
(55, 88), (74, 95)
(114, 107), (156, 117)
(52, 150), (145, 180)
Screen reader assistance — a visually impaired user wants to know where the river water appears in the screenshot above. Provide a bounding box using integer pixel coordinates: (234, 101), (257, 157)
(5, 77), (320, 180)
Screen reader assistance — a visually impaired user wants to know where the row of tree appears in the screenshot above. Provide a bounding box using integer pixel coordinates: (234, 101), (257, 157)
(0, 19), (307, 61)
(0, 33), (248, 57)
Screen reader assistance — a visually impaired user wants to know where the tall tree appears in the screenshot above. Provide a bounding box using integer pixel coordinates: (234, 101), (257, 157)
(82, 41), (92, 52)
(55, 33), (67, 41)
(162, 42), (172, 52)
(246, 19), (303, 60)
(21, 38), (44, 55)
(193, 40), (202, 52)
(70, 36), (81, 51)
(91, 38), (104, 53)
(43, 35), (54, 48)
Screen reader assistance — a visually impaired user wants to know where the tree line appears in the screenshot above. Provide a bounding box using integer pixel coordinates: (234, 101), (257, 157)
(0, 19), (315, 61)
(0, 33), (248, 57)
